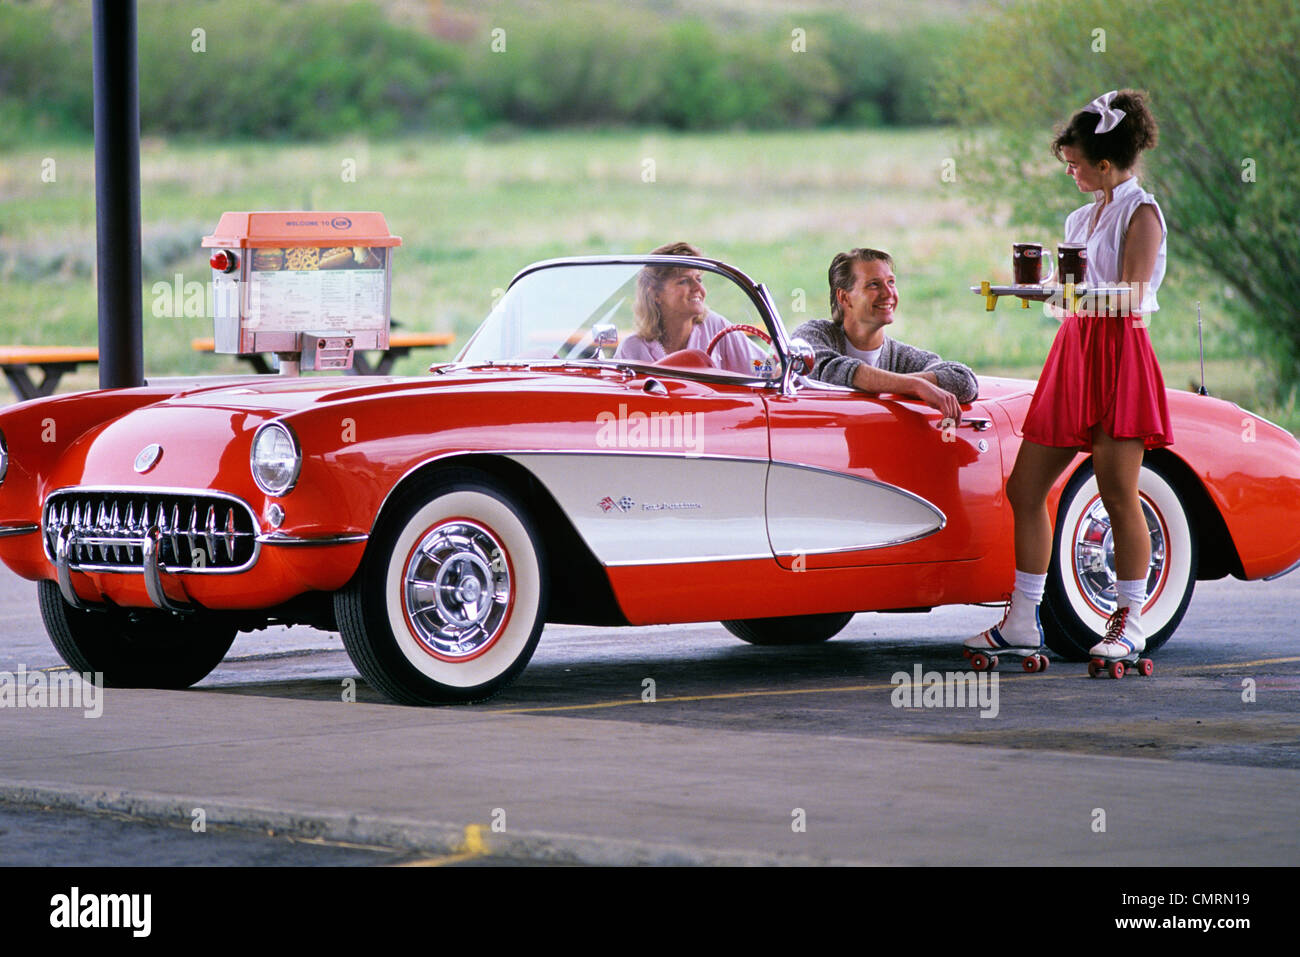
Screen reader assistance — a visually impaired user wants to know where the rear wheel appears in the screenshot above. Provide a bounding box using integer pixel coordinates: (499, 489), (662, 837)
(1041, 459), (1196, 661)
(38, 580), (236, 688)
(721, 612), (854, 646)
(335, 470), (548, 704)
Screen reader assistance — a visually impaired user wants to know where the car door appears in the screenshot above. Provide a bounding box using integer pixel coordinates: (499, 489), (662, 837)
(764, 383), (1009, 570)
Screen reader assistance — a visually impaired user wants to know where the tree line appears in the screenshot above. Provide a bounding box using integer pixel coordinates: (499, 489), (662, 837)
(0, 0), (959, 139)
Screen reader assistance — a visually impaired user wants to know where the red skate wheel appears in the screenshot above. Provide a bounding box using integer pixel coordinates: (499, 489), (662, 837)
(1138, 658), (1154, 677)
(970, 653), (989, 671)
(1109, 660), (1125, 679)
(1088, 659), (1102, 678)
(962, 647), (973, 660)
(1022, 655), (1038, 673)
(1038, 654), (1050, 672)
(988, 655), (999, 670)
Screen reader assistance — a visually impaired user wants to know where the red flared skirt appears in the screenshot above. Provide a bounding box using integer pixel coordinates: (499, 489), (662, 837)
(1022, 313), (1172, 451)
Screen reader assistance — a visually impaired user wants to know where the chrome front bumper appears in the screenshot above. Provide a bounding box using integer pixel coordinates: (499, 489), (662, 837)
(40, 486), (370, 613)
(44, 487), (261, 613)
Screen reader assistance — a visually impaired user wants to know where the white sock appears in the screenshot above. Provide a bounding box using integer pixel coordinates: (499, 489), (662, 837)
(1116, 579), (1147, 609)
(1014, 570), (1048, 606)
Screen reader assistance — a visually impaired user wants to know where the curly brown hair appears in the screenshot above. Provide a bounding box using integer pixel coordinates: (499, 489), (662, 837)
(1051, 89), (1159, 171)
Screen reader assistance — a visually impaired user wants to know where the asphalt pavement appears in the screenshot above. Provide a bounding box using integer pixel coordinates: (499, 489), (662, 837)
(1, 569), (1298, 867)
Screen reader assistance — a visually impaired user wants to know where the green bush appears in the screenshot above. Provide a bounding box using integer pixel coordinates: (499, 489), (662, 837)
(136, 0), (464, 138)
(892, 23), (965, 126)
(0, 2), (93, 132)
(464, 11), (673, 126)
(1, 0), (465, 140)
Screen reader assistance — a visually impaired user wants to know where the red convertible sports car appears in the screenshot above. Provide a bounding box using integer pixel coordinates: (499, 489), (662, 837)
(1, 255), (1298, 704)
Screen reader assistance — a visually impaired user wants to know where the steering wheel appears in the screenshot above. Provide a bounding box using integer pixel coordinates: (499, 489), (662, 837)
(706, 324), (771, 357)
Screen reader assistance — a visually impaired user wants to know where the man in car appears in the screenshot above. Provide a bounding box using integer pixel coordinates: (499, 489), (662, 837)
(792, 248), (977, 421)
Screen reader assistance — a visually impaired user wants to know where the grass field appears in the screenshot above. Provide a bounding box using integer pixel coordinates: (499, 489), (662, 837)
(0, 127), (1285, 427)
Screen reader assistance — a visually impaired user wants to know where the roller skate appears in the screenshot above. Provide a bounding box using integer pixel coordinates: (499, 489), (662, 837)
(962, 595), (1049, 674)
(1087, 603), (1153, 679)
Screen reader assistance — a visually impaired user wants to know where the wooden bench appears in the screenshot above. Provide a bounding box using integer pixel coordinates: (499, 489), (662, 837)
(0, 346), (100, 401)
(191, 331), (455, 375)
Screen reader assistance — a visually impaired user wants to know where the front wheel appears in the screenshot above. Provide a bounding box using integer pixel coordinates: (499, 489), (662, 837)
(335, 470), (548, 704)
(38, 580), (237, 688)
(1041, 459), (1197, 660)
(721, 612), (854, 646)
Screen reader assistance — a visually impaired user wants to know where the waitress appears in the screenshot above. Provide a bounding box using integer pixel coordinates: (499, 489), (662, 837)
(965, 89), (1172, 663)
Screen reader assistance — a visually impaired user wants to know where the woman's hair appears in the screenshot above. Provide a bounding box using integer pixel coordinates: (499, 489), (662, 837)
(633, 241), (704, 342)
(828, 247), (893, 324)
(1051, 89), (1159, 171)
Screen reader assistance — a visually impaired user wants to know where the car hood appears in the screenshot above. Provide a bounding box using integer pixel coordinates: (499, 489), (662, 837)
(972, 376), (1036, 403)
(46, 366), (670, 492)
(152, 365), (653, 415)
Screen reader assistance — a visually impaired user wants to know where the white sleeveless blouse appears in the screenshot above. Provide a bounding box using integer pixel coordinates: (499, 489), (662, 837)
(1063, 176), (1166, 314)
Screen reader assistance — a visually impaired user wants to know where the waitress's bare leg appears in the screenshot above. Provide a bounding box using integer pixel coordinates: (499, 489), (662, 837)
(964, 439), (1077, 653)
(1087, 428), (1152, 656)
(1006, 439), (1080, 574)
(1089, 429), (1150, 580)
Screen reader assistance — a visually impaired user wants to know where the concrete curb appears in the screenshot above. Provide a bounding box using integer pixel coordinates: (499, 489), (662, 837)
(0, 781), (862, 866)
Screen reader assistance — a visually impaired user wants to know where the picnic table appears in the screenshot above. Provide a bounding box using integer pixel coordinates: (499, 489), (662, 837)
(1, 331), (456, 402)
(190, 331), (455, 375)
(0, 346), (100, 401)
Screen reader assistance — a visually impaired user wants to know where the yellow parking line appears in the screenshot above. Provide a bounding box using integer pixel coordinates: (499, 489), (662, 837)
(1194, 655), (1300, 670)
(490, 680), (937, 714)
(396, 824), (490, 867)
(284, 835), (398, 853)
(490, 655), (1300, 714)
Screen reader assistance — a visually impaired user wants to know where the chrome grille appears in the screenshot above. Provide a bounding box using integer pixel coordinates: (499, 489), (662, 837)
(43, 488), (258, 573)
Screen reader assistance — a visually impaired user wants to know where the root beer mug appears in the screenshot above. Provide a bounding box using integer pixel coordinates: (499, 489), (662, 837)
(1057, 243), (1088, 284)
(1012, 242), (1054, 286)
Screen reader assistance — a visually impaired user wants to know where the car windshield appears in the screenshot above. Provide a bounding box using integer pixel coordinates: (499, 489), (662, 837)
(457, 260), (780, 379)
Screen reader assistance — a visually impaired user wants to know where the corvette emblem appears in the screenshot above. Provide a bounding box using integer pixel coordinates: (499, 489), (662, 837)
(133, 443), (163, 473)
(598, 495), (635, 513)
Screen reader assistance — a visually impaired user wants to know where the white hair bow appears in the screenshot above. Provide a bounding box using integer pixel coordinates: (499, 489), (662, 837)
(1082, 90), (1126, 134)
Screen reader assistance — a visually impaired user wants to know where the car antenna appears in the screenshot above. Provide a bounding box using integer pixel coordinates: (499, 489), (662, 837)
(1196, 301), (1209, 396)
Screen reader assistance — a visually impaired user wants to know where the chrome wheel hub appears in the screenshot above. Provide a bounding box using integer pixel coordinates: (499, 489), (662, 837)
(404, 520), (510, 659)
(1071, 496), (1166, 615)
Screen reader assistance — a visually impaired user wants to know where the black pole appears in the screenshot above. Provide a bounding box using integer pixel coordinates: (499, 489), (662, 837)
(92, 0), (145, 388)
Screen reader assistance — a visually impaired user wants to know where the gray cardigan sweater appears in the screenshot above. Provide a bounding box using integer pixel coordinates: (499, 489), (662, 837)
(790, 318), (979, 403)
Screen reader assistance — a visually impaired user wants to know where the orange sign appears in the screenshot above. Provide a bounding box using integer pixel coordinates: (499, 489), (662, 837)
(202, 211), (401, 249)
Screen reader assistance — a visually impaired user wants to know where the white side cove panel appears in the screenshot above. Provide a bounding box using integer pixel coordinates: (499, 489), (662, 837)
(506, 453), (771, 566)
(766, 462), (945, 555)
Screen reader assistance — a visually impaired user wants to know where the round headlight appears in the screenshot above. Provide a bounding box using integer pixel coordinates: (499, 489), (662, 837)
(250, 422), (301, 496)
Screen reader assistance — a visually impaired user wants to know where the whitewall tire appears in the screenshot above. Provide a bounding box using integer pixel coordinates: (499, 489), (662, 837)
(1042, 459), (1196, 660)
(336, 470), (547, 704)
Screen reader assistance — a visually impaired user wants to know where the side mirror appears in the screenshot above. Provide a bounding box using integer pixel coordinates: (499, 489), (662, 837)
(788, 337), (815, 376)
(592, 323), (619, 357)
